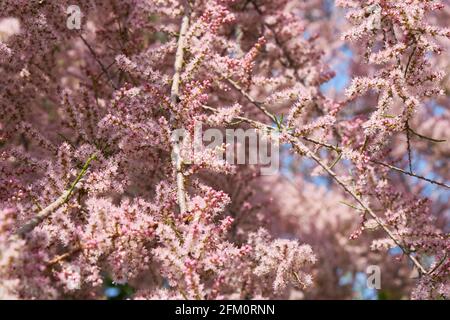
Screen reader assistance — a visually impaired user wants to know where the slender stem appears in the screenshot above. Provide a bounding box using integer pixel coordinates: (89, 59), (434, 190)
(65, 154), (97, 202)
(406, 121), (414, 174)
(226, 78), (277, 123)
(79, 35), (118, 90)
(408, 127), (446, 143)
(339, 201), (365, 212)
(427, 253), (447, 276)
(16, 154), (96, 237)
(292, 139), (428, 274)
(329, 152), (343, 170)
(404, 46), (417, 78)
(371, 160), (449, 189)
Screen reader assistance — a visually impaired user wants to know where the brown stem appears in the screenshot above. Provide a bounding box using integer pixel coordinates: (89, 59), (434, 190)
(79, 35), (118, 90)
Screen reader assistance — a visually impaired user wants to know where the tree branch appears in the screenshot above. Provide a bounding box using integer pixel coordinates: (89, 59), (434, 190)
(79, 35), (118, 90)
(16, 154), (96, 237)
(406, 121), (414, 174)
(408, 126), (446, 143)
(218, 81), (430, 275)
(46, 245), (82, 268)
(371, 160), (449, 189)
(202, 105), (449, 189)
(170, 8), (191, 215)
(291, 139), (428, 274)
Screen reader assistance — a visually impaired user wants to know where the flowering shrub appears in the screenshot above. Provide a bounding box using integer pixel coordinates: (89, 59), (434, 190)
(0, 0), (449, 300)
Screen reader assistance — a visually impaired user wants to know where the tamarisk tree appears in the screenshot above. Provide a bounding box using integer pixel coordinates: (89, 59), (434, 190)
(0, 0), (449, 299)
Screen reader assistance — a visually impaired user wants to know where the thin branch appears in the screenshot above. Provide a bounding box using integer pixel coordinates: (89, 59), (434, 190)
(170, 7), (191, 215)
(289, 135), (428, 274)
(293, 271), (307, 289)
(204, 105), (445, 272)
(359, 136), (369, 154)
(16, 154), (96, 237)
(406, 121), (414, 174)
(371, 160), (450, 189)
(226, 78), (277, 123)
(93, 60), (117, 84)
(65, 154), (97, 202)
(408, 127), (446, 143)
(213, 86), (430, 274)
(427, 253), (448, 276)
(46, 245), (82, 268)
(203, 105), (449, 189)
(79, 35), (118, 90)
(303, 137), (340, 152)
(300, 134), (449, 188)
(404, 46), (417, 78)
(339, 201), (365, 212)
(16, 191), (71, 237)
(329, 152), (343, 170)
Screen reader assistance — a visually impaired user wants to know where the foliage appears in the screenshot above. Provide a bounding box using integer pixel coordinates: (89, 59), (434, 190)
(0, 0), (449, 300)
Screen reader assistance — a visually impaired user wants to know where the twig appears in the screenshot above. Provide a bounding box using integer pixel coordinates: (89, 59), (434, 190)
(404, 46), (417, 78)
(16, 154), (96, 237)
(79, 35), (118, 90)
(427, 253), (448, 276)
(93, 60), (117, 84)
(339, 201), (365, 212)
(406, 121), (413, 174)
(329, 152), (343, 170)
(46, 245), (82, 268)
(359, 136), (369, 154)
(293, 271), (307, 289)
(371, 160), (450, 189)
(226, 78), (277, 123)
(408, 127), (446, 143)
(301, 134), (448, 188)
(65, 153), (97, 202)
(204, 104), (445, 272)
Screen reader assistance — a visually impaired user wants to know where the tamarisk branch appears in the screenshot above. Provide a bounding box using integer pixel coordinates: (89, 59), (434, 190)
(16, 154), (97, 237)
